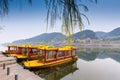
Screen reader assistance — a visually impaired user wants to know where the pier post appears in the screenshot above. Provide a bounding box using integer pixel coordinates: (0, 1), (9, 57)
(15, 74), (18, 80)
(3, 63), (5, 69)
(7, 67), (10, 75)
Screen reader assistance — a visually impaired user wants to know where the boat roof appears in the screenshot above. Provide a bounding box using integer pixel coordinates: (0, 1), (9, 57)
(8, 44), (17, 47)
(61, 45), (77, 50)
(18, 44), (32, 48)
(36, 45), (47, 49)
(45, 46), (58, 50)
(36, 45), (58, 50)
(59, 47), (72, 51)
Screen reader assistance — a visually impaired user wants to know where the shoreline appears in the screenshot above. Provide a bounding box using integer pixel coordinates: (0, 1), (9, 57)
(74, 43), (120, 48)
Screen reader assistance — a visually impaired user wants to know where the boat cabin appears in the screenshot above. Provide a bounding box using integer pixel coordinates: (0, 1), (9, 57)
(6, 44), (18, 53)
(38, 45), (77, 63)
(15, 45), (38, 59)
(62, 46), (77, 57)
(44, 46), (58, 63)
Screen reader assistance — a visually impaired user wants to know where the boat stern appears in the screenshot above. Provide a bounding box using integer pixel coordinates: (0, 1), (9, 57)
(23, 60), (44, 69)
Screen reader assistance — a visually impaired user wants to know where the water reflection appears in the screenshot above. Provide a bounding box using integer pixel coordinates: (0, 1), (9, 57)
(33, 62), (78, 80)
(32, 48), (120, 80)
(77, 48), (120, 63)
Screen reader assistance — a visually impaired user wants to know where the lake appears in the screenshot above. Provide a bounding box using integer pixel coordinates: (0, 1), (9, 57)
(1, 45), (120, 80)
(33, 48), (120, 80)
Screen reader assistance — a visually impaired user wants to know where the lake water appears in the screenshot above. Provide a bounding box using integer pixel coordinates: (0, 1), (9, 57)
(1, 45), (120, 80)
(33, 48), (120, 80)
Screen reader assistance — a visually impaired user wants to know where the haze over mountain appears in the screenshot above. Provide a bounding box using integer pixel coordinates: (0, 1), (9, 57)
(96, 27), (120, 40)
(95, 31), (107, 39)
(12, 30), (98, 45)
(74, 30), (98, 40)
(11, 27), (120, 45)
(12, 32), (67, 46)
(105, 27), (120, 40)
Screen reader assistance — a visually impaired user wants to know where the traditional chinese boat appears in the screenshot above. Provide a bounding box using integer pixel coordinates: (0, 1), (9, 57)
(11, 45), (39, 60)
(23, 46), (78, 69)
(2, 44), (18, 56)
(10, 45), (47, 60)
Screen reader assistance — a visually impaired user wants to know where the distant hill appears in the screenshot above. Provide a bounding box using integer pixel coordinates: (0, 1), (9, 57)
(107, 27), (120, 36)
(10, 27), (120, 45)
(12, 30), (98, 45)
(95, 31), (107, 39)
(104, 27), (120, 40)
(74, 30), (98, 40)
(74, 27), (120, 40)
(95, 27), (120, 40)
(12, 32), (67, 46)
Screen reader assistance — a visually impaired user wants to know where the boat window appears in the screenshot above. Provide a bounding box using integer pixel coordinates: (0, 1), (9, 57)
(38, 50), (44, 62)
(38, 50), (42, 54)
(18, 48), (22, 54)
(38, 50), (45, 55)
(66, 50), (71, 57)
(46, 51), (56, 61)
(57, 51), (65, 58)
(10, 47), (17, 51)
(23, 48), (28, 55)
(10, 47), (13, 50)
(31, 48), (37, 54)
(72, 50), (76, 56)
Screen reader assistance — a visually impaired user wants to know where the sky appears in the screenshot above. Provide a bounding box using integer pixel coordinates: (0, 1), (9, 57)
(0, 0), (120, 43)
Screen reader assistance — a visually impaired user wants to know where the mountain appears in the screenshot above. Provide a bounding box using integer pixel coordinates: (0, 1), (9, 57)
(74, 27), (120, 40)
(95, 31), (107, 39)
(74, 30), (98, 40)
(95, 27), (120, 40)
(12, 32), (67, 46)
(11, 27), (120, 46)
(104, 27), (120, 40)
(12, 30), (98, 45)
(108, 27), (120, 36)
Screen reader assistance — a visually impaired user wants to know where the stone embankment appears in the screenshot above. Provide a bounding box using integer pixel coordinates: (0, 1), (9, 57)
(0, 52), (44, 80)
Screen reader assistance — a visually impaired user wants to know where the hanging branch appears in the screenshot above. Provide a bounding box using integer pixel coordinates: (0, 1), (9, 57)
(45, 0), (97, 44)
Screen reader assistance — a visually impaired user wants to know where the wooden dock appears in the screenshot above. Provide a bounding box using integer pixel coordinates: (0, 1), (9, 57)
(0, 52), (44, 80)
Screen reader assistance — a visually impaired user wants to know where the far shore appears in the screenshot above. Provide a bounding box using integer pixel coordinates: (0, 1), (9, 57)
(74, 43), (120, 48)
(1, 42), (120, 49)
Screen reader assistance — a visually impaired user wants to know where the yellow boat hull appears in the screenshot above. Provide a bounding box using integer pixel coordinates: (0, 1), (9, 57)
(24, 55), (78, 69)
(6, 53), (17, 57)
(5, 53), (38, 61)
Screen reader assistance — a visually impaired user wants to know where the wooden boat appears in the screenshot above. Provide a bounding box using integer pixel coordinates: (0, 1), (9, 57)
(11, 45), (38, 60)
(11, 45), (47, 60)
(5, 45), (28, 59)
(26, 45), (48, 60)
(23, 46), (78, 69)
(2, 44), (18, 56)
